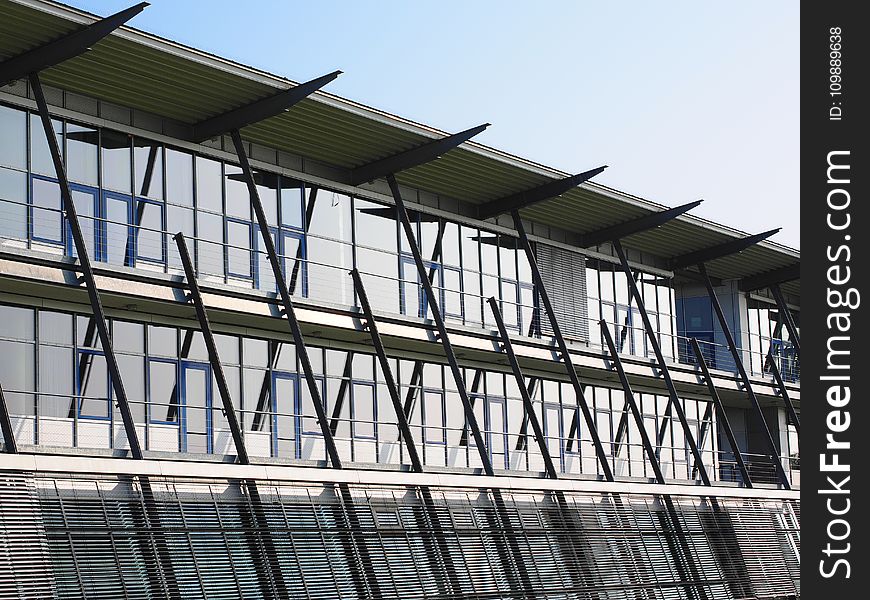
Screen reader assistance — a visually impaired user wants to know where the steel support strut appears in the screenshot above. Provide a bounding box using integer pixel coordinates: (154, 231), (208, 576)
(229, 129), (342, 468)
(173, 233), (250, 464)
(487, 297), (558, 479)
(388, 174), (494, 476)
(768, 356), (800, 434)
(600, 323), (667, 484)
(350, 268), (424, 473)
(612, 240), (711, 486)
(0, 384), (18, 454)
(510, 210), (614, 481)
(29, 73), (143, 459)
(699, 263), (790, 488)
(770, 283), (800, 357)
(689, 338), (753, 487)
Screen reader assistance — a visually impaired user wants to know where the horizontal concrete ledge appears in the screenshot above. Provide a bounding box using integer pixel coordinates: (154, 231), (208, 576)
(0, 452), (799, 502)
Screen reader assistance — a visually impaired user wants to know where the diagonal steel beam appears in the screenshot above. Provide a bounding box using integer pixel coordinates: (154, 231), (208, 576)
(0, 384), (18, 454)
(698, 263), (790, 488)
(580, 200), (702, 248)
(771, 283), (800, 356)
(351, 269), (424, 473)
(739, 263), (800, 292)
(669, 229), (779, 270)
(612, 239), (710, 485)
(173, 232), (249, 465)
(511, 209), (614, 481)
(350, 124), (488, 186)
(475, 166), (607, 220)
(768, 351), (800, 434)
(600, 323), (666, 484)
(191, 70), (341, 142)
(230, 129), (342, 468)
(689, 337), (753, 488)
(0, 3), (148, 85)
(389, 174), (495, 476)
(30, 73), (143, 459)
(487, 297), (558, 479)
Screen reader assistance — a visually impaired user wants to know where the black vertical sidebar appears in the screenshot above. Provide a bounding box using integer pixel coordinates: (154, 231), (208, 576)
(802, 5), (868, 597)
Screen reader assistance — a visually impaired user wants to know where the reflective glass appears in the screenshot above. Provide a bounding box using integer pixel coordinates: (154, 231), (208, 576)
(104, 194), (132, 266)
(136, 200), (163, 263)
(148, 326), (177, 357)
(30, 115), (62, 177)
(149, 360), (177, 422)
(66, 123), (98, 186)
(0, 339), (34, 415)
(354, 198), (396, 253)
(196, 156), (222, 213)
(352, 383), (375, 439)
(460, 226), (480, 272)
(166, 204), (193, 270)
(101, 129), (132, 193)
(113, 320), (144, 354)
(39, 310), (72, 345)
(441, 222), (460, 267)
(165, 148), (194, 206)
(308, 190), (351, 242)
(31, 177), (63, 243)
(0, 305), (34, 340)
(0, 167), (26, 239)
(0, 105), (26, 169)
(224, 164), (249, 219)
(196, 210), (223, 277)
(79, 352), (109, 419)
(134, 140), (163, 199)
(280, 179), (304, 229)
(227, 220), (252, 278)
(38, 345), (72, 419)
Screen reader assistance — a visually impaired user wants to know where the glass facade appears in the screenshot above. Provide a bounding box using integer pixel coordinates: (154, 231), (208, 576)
(0, 301), (798, 485)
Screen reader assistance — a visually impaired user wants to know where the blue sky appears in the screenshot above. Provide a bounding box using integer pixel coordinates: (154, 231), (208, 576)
(68, 0), (799, 248)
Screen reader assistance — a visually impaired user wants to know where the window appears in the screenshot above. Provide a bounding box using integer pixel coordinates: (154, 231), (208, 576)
(66, 123), (98, 186)
(134, 139), (163, 199)
(352, 383), (376, 440)
(423, 390), (445, 445)
(30, 176), (63, 244)
(77, 350), (110, 420)
(148, 359), (178, 424)
(165, 148), (193, 207)
(0, 105), (26, 170)
(0, 167), (26, 240)
(101, 130), (132, 193)
(135, 199), (164, 264)
(30, 114), (62, 177)
(226, 219), (252, 279)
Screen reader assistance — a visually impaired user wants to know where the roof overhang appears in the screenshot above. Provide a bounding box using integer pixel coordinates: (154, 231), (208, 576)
(0, 0), (799, 300)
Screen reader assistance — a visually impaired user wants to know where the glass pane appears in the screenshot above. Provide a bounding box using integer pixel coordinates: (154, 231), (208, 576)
(224, 164), (248, 219)
(196, 210), (223, 277)
(134, 140), (163, 199)
(354, 198), (396, 253)
(104, 195), (131, 266)
(149, 361), (177, 422)
(166, 204), (193, 270)
(30, 115), (62, 177)
(274, 375), (296, 457)
(195, 156), (222, 213)
(308, 189), (351, 242)
(101, 129), (132, 193)
(441, 222), (460, 267)
(0, 167), (26, 240)
(117, 354), (145, 421)
(281, 232), (304, 293)
(165, 148), (193, 206)
(71, 188), (96, 258)
(113, 320), (144, 354)
(353, 384), (375, 438)
(148, 325), (177, 357)
(31, 177), (63, 243)
(183, 366), (208, 453)
(280, 179), (304, 229)
(499, 238), (517, 280)
(0, 305), (34, 340)
(39, 345), (72, 418)
(423, 391), (444, 444)
(79, 352), (109, 419)
(38, 310), (72, 345)
(227, 220), (252, 278)
(419, 217), (441, 261)
(460, 226), (480, 272)
(0, 339), (34, 415)
(256, 170), (279, 225)
(76, 316), (101, 349)
(243, 338), (268, 367)
(66, 123), (98, 186)
(0, 105), (26, 170)
(136, 200), (163, 263)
